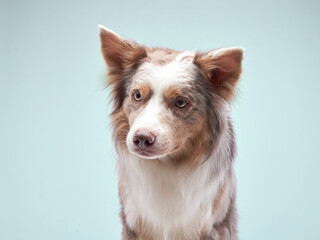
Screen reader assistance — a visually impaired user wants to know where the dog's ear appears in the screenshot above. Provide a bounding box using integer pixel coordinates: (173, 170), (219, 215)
(193, 48), (243, 101)
(99, 25), (147, 72)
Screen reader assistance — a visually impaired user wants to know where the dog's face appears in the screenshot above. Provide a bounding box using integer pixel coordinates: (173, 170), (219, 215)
(99, 26), (243, 163)
(123, 55), (206, 159)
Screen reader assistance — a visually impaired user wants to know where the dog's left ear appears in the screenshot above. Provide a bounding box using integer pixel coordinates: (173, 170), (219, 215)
(193, 47), (244, 101)
(99, 25), (147, 72)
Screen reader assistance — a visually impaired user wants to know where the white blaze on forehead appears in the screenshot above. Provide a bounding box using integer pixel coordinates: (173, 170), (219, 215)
(133, 51), (196, 94)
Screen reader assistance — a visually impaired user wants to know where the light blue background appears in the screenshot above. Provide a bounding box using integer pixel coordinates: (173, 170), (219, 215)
(1, 0), (320, 239)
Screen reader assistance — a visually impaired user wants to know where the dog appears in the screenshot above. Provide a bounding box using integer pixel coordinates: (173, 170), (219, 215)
(99, 25), (243, 240)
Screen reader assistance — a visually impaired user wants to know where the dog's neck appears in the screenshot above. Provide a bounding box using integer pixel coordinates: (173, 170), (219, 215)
(117, 130), (236, 240)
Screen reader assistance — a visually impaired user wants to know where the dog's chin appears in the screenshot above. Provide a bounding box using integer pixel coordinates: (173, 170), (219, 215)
(129, 148), (168, 160)
(127, 144), (182, 160)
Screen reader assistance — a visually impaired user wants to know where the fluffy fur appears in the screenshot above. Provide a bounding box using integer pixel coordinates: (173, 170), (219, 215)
(99, 25), (243, 240)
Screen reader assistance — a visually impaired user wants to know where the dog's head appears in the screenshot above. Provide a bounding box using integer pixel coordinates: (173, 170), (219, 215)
(99, 26), (243, 164)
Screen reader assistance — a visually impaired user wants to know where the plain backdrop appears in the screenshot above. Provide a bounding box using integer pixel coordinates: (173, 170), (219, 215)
(1, 0), (320, 239)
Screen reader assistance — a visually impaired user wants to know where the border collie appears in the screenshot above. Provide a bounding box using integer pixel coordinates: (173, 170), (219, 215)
(99, 25), (243, 240)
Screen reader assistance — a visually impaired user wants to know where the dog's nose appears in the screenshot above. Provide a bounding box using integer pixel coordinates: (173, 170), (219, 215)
(133, 131), (156, 149)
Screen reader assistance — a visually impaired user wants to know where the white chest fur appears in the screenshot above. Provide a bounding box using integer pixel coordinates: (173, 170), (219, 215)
(118, 154), (225, 240)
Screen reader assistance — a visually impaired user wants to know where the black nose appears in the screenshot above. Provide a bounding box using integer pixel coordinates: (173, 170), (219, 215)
(133, 131), (156, 149)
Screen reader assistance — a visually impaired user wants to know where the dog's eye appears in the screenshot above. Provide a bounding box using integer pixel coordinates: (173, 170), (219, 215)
(133, 90), (142, 101)
(175, 97), (188, 108)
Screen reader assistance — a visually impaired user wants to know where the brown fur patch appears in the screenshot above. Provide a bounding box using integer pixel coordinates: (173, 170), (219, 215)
(112, 107), (130, 150)
(136, 82), (151, 101)
(163, 85), (184, 103)
(163, 85), (193, 114)
(163, 111), (212, 166)
(212, 182), (227, 216)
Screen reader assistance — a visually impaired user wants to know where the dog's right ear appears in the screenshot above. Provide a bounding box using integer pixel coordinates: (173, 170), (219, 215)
(99, 25), (147, 72)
